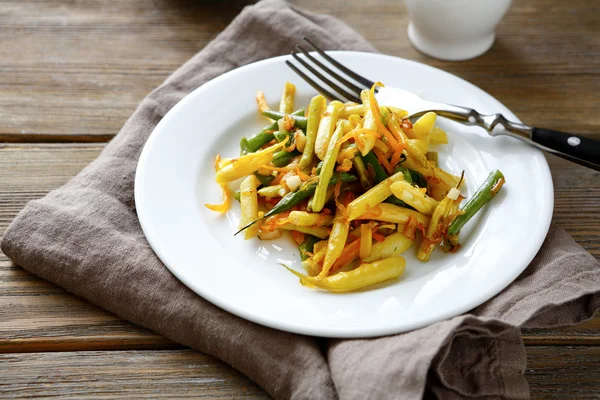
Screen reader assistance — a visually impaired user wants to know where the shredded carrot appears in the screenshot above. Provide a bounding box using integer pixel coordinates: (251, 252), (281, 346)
(256, 90), (270, 114)
(368, 82), (403, 153)
(390, 150), (403, 168)
(330, 238), (361, 273)
(205, 184), (232, 214)
(372, 232), (386, 243)
(291, 230), (305, 245)
(261, 212), (291, 231)
(296, 167), (310, 181)
(354, 128), (381, 140)
(272, 172), (285, 185)
(373, 148), (394, 175)
(336, 131), (358, 147)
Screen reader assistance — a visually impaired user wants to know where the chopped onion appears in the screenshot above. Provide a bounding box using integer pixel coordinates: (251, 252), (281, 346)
(447, 187), (460, 201)
(286, 175), (302, 192)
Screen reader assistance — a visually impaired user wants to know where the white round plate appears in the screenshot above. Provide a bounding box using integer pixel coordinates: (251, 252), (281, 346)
(135, 52), (553, 338)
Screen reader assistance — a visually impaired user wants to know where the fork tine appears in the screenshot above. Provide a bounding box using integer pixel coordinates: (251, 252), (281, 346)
(303, 37), (375, 90)
(285, 60), (340, 101)
(295, 45), (365, 97)
(290, 51), (361, 103)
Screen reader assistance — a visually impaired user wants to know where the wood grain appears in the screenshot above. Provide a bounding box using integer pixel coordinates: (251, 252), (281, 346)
(0, 143), (179, 351)
(0, 350), (268, 399)
(0, 0), (598, 140)
(0, 144), (599, 351)
(1, 347), (599, 399)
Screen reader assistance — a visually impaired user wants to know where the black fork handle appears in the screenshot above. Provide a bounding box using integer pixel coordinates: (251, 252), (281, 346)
(531, 127), (600, 171)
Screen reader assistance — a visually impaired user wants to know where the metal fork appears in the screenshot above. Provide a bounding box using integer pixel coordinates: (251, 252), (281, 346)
(286, 37), (600, 172)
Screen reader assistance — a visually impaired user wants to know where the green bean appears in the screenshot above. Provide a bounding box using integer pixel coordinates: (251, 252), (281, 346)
(447, 170), (505, 236)
(235, 173), (357, 235)
(234, 190), (241, 202)
(307, 186), (334, 211)
(363, 151), (412, 209)
(261, 110), (308, 130)
(300, 95), (327, 169)
(362, 151), (388, 184)
(312, 120), (348, 212)
(254, 173), (275, 186)
(299, 236), (320, 261)
(410, 170), (428, 189)
(272, 150), (301, 167)
(274, 130), (293, 143)
(240, 109), (305, 154)
(393, 165), (413, 185)
(352, 155), (371, 190)
(315, 161), (324, 175)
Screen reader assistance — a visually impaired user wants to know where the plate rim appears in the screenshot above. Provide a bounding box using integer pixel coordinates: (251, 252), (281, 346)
(135, 51), (554, 338)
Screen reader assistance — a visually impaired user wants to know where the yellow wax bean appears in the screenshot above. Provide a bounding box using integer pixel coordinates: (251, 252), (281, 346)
(285, 256), (406, 293)
(240, 175), (260, 239)
(288, 211), (334, 227)
(347, 171), (406, 221)
(390, 181), (439, 215)
(315, 101), (344, 160)
(320, 206), (350, 277)
(364, 232), (414, 262)
(355, 203), (430, 228)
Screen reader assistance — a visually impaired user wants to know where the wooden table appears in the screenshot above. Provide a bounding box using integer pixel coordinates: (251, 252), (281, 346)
(1, 0), (598, 398)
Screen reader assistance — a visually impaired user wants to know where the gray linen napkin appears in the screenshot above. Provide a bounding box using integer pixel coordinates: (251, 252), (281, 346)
(2, 1), (599, 399)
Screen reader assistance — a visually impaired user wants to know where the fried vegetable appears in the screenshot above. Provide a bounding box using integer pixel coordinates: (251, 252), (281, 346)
(240, 108), (305, 154)
(288, 211), (334, 227)
(279, 82), (296, 114)
(262, 110), (307, 130)
(278, 224), (330, 239)
(320, 205), (350, 277)
(363, 232), (414, 262)
(355, 203), (430, 228)
(300, 95), (327, 169)
(299, 235), (320, 261)
(312, 120), (349, 212)
(284, 256), (406, 293)
(430, 126), (448, 144)
(347, 170), (407, 220)
(217, 140), (289, 184)
(239, 175), (260, 239)
(447, 170), (505, 236)
(235, 173), (357, 235)
(390, 181), (439, 215)
(359, 224), (373, 260)
(417, 194), (462, 262)
(315, 101), (344, 160)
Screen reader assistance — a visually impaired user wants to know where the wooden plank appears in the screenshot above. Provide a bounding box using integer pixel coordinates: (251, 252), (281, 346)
(0, 0), (245, 140)
(0, 143), (176, 351)
(0, 350), (269, 399)
(0, 0), (598, 141)
(527, 346), (600, 399)
(1, 347), (599, 399)
(1, 144), (599, 352)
